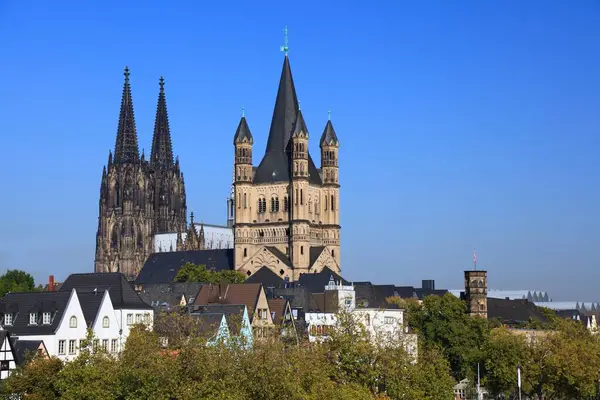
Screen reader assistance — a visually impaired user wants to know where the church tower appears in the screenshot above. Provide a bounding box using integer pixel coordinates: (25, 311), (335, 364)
(232, 33), (342, 282)
(95, 70), (187, 280)
(148, 77), (187, 234)
(464, 270), (488, 318)
(95, 67), (151, 279)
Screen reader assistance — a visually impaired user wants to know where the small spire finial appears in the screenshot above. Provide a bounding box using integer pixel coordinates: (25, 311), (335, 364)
(190, 212), (194, 224)
(280, 25), (289, 55)
(328, 110), (331, 121)
(159, 76), (165, 92)
(298, 101), (301, 111)
(241, 106), (245, 118)
(124, 66), (130, 80)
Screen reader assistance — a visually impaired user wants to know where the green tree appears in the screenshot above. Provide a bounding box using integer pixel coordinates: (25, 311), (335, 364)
(390, 293), (488, 380)
(174, 262), (246, 284)
(0, 269), (40, 296)
(0, 356), (63, 399)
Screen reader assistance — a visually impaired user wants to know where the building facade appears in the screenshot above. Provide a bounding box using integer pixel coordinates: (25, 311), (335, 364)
(95, 69), (187, 279)
(232, 54), (341, 282)
(463, 270), (488, 318)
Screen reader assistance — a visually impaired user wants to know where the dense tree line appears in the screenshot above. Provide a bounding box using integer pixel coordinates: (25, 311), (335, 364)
(387, 293), (600, 399)
(1, 313), (454, 400)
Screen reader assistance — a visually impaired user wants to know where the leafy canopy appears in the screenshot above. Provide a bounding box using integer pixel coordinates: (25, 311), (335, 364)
(174, 262), (245, 284)
(0, 269), (40, 296)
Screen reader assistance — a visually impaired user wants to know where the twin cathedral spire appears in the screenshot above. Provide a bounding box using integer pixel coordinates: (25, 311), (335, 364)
(95, 68), (187, 279)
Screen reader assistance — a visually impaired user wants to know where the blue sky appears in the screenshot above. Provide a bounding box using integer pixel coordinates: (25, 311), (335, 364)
(0, 1), (598, 300)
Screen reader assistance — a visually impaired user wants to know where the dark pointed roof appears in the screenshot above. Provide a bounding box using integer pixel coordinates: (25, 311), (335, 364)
(253, 56), (322, 185)
(150, 77), (174, 170)
(233, 116), (253, 144)
(320, 120), (339, 147)
(292, 109), (309, 137)
(113, 67), (140, 164)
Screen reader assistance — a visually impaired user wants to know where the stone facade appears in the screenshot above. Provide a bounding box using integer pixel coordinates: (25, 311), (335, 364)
(464, 270), (488, 318)
(95, 70), (186, 280)
(232, 55), (341, 282)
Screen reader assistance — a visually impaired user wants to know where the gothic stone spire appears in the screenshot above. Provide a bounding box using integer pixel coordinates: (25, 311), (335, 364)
(113, 66), (140, 164)
(150, 76), (174, 170)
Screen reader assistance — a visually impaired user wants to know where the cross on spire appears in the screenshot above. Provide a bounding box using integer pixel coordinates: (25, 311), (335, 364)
(159, 76), (165, 92)
(280, 25), (289, 55)
(328, 110), (331, 121)
(124, 66), (130, 80)
(241, 106), (245, 117)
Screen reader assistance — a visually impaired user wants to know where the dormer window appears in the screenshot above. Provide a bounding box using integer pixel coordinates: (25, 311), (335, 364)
(42, 312), (51, 325)
(4, 314), (12, 326)
(69, 316), (77, 328)
(29, 313), (37, 325)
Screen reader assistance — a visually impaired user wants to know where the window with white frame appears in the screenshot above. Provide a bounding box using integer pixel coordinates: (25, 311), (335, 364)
(69, 316), (77, 328)
(42, 312), (51, 324)
(384, 316), (396, 325)
(58, 340), (66, 355)
(4, 314), (12, 325)
(29, 313), (37, 325)
(126, 314), (133, 325)
(68, 340), (76, 355)
(111, 339), (118, 353)
(144, 313), (151, 324)
(102, 316), (110, 328)
(135, 313), (142, 323)
(102, 339), (109, 351)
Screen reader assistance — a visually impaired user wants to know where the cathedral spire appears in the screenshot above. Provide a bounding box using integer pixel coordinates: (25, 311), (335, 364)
(150, 76), (174, 170)
(113, 66), (140, 164)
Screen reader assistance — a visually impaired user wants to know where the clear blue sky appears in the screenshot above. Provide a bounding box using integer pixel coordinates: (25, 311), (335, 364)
(0, 0), (598, 300)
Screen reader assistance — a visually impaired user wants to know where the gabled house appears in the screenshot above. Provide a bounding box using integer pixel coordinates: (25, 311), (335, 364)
(193, 284), (275, 338)
(11, 337), (48, 366)
(1, 287), (136, 360)
(193, 304), (253, 348)
(59, 273), (154, 339)
(0, 330), (17, 380)
(189, 313), (230, 346)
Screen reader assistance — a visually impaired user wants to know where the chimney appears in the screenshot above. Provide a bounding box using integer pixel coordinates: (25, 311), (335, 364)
(48, 275), (55, 292)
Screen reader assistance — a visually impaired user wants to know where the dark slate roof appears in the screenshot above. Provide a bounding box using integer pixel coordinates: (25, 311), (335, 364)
(487, 298), (549, 324)
(138, 283), (204, 308)
(193, 304), (246, 335)
(414, 288), (448, 300)
(77, 292), (106, 327)
(354, 284), (399, 309)
(1, 291), (72, 335)
(320, 120), (339, 147)
(292, 109), (309, 137)
(265, 246), (293, 268)
(253, 56), (321, 185)
(60, 273), (151, 310)
(188, 313), (224, 340)
(246, 267), (285, 287)
(233, 116), (253, 144)
(12, 338), (44, 365)
(395, 286), (418, 299)
(136, 249), (234, 285)
(309, 246), (325, 267)
(296, 267), (348, 294)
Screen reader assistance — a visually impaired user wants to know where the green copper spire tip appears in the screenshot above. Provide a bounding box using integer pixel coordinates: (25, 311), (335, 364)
(280, 25), (289, 55)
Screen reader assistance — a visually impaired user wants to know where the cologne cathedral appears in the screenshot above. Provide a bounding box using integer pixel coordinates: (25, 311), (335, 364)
(94, 68), (187, 279)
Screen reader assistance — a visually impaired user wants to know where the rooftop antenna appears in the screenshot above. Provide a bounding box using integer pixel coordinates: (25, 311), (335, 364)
(473, 248), (477, 270)
(280, 25), (289, 55)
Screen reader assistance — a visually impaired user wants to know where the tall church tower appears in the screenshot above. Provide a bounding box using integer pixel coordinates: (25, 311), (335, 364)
(148, 77), (187, 235)
(464, 270), (488, 318)
(95, 70), (186, 279)
(232, 43), (341, 282)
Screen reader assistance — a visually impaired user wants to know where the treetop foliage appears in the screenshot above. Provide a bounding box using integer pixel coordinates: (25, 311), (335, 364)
(173, 263), (246, 284)
(0, 269), (40, 297)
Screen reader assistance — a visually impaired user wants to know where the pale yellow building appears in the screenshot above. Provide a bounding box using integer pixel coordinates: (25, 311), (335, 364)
(232, 54), (340, 282)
